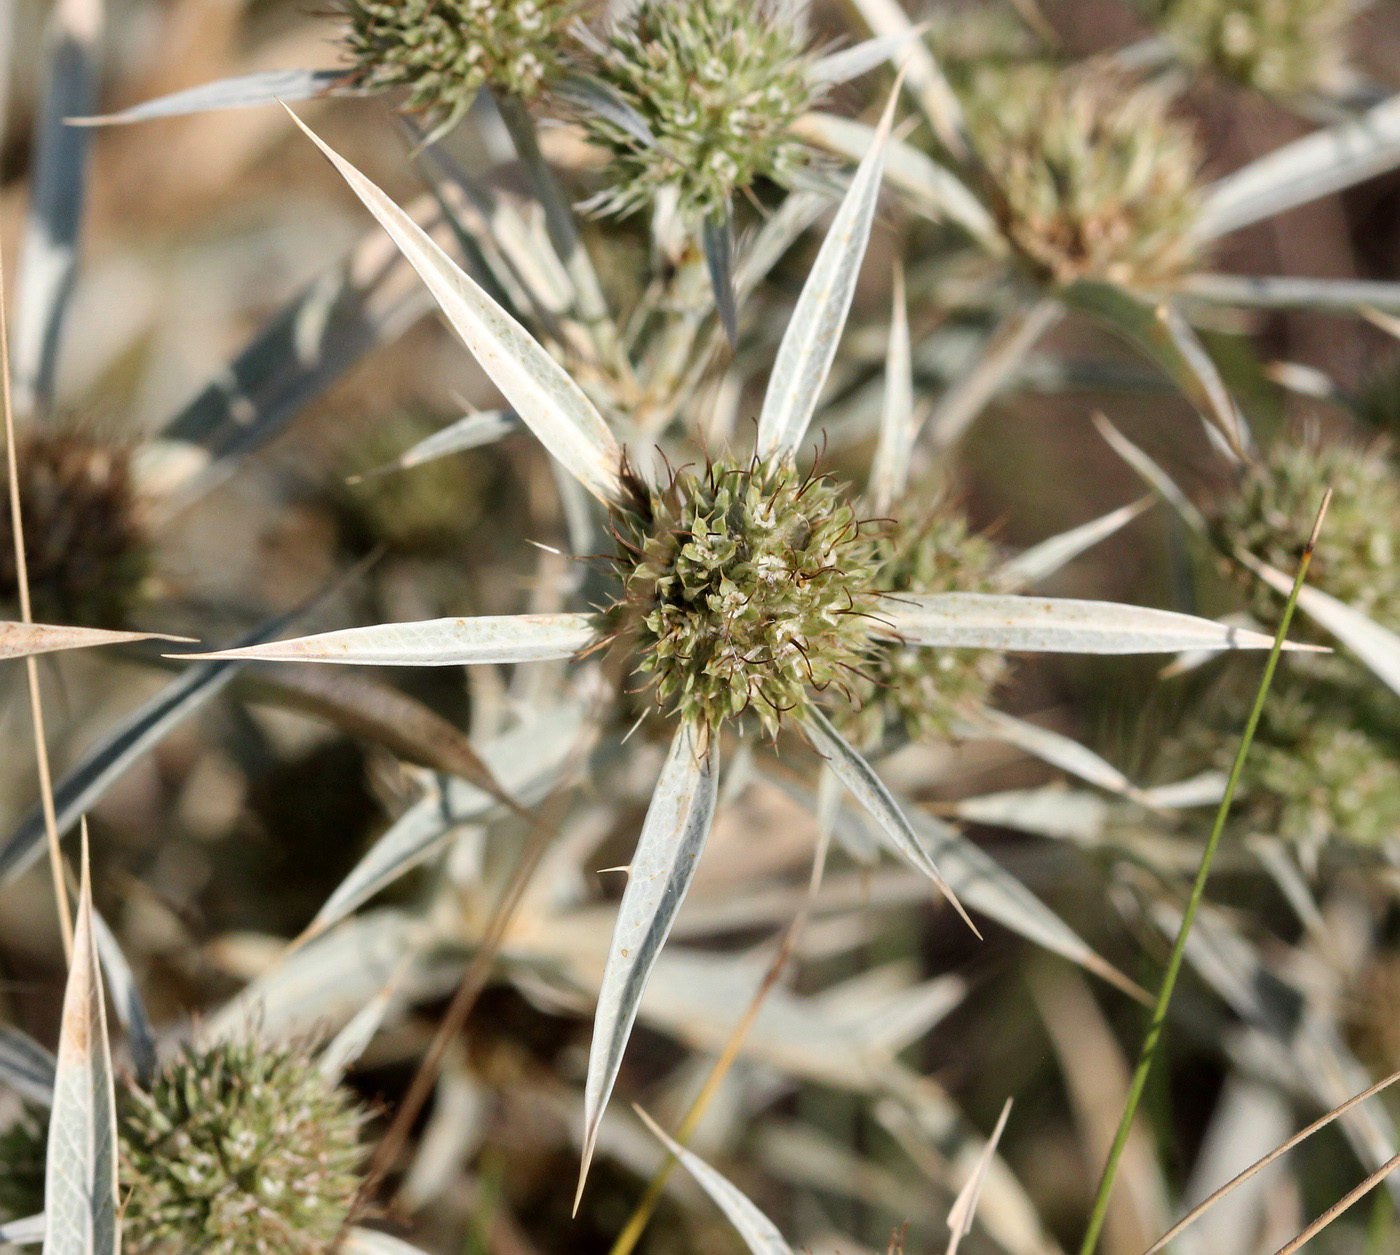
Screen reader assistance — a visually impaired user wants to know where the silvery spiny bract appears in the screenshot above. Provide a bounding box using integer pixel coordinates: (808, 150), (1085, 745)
(581, 0), (817, 219)
(609, 457), (881, 735)
(962, 64), (1204, 289)
(1218, 437), (1400, 624)
(342, 0), (580, 137)
(1147, 0), (1353, 97)
(0, 1039), (365, 1254)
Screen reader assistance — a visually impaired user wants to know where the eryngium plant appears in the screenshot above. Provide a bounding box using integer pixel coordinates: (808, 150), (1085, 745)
(1147, 0), (1352, 97)
(0, 1038), (365, 1253)
(191, 101), (1303, 1203)
(342, 0), (580, 137)
(1218, 437), (1400, 623)
(963, 64), (1204, 289)
(581, 0), (816, 219)
(0, 427), (149, 627)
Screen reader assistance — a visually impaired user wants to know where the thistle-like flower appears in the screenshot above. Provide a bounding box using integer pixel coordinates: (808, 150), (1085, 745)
(579, 0), (817, 220)
(341, 0), (580, 138)
(0, 1038), (365, 1254)
(1147, 0), (1353, 98)
(185, 101), (1306, 1201)
(120, 1039), (364, 1255)
(1217, 437), (1400, 623)
(610, 457), (881, 735)
(962, 64), (1204, 289)
(0, 427), (150, 627)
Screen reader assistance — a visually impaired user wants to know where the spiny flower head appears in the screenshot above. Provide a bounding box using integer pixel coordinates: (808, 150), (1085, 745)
(0, 427), (150, 627)
(1148, 0), (1352, 97)
(119, 1038), (365, 1255)
(1217, 437), (1400, 623)
(581, 0), (817, 220)
(342, 0), (580, 133)
(1186, 657), (1400, 854)
(962, 64), (1204, 289)
(838, 500), (1007, 750)
(611, 457), (882, 735)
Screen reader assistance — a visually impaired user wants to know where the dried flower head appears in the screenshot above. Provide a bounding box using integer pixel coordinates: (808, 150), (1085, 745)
(120, 1038), (364, 1255)
(963, 64), (1204, 289)
(0, 428), (149, 627)
(610, 457), (882, 735)
(342, 0), (580, 135)
(1218, 437), (1400, 623)
(581, 0), (817, 220)
(839, 501), (1007, 749)
(1148, 0), (1352, 97)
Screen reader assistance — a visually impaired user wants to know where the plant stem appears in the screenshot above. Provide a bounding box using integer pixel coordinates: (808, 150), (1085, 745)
(0, 240), (71, 961)
(1076, 490), (1331, 1255)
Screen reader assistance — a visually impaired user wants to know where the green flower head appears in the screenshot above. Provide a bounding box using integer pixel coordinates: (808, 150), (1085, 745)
(611, 457), (883, 735)
(581, 0), (817, 220)
(963, 64), (1204, 289)
(1219, 437), (1400, 624)
(342, 0), (580, 134)
(1148, 0), (1352, 97)
(1190, 657), (1400, 853)
(120, 1039), (365, 1255)
(840, 500), (1007, 750)
(0, 1039), (366, 1254)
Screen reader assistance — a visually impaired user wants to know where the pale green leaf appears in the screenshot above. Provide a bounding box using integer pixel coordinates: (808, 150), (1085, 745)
(0, 1214), (45, 1245)
(946, 1098), (1012, 1255)
(579, 721), (719, 1205)
(11, 0), (101, 421)
(285, 108), (627, 506)
(342, 1228), (434, 1255)
(962, 709), (1154, 805)
(755, 88), (897, 463)
(879, 593), (1319, 653)
(803, 707), (977, 935)
(843, 0), (966, 152)
(635, 1108), (794, 1255)
(791, 111), (997, 248)
(0, 1027), (56, 1106)
(869, 263), (913, 513)
(43, 844), (119, 1255)
(177, 613), (600, 666)
(1182, 273), (1400, 314)
(1199, 94), (1400, 240)
(0, 623), (186, 660)
(72, 69), (349, 125)
(1063, 281), (1250, 458)
(1241, 552), (1400, 698)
